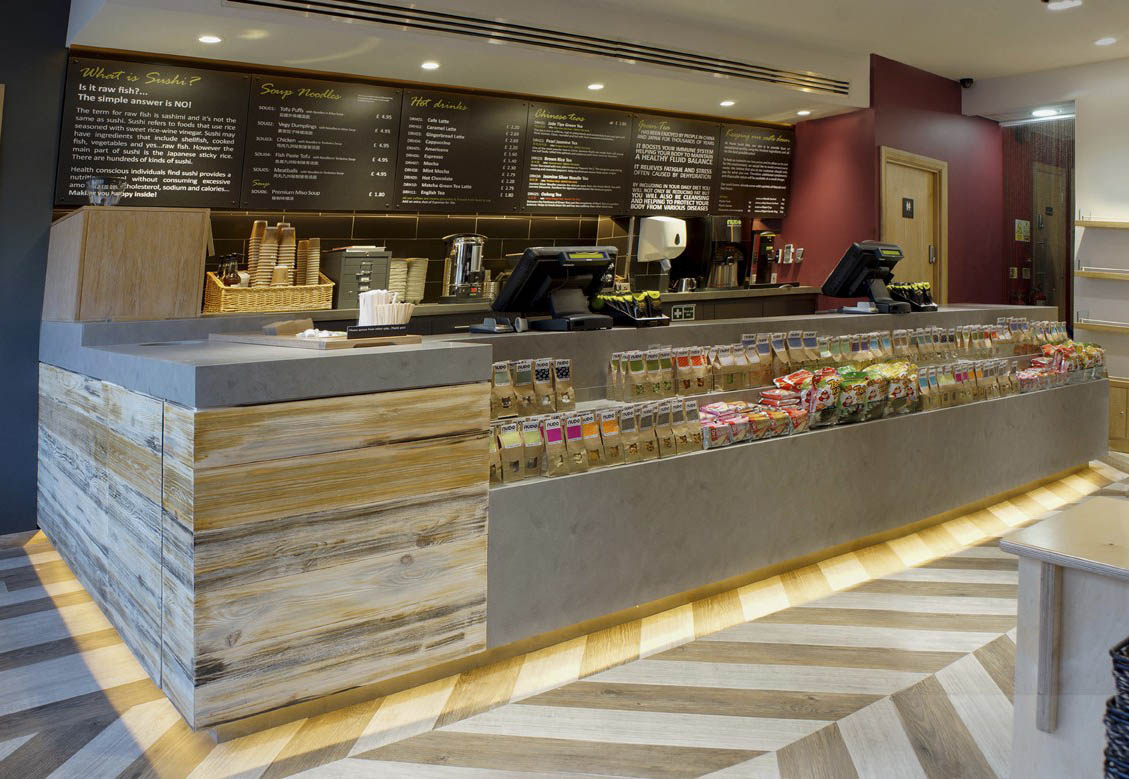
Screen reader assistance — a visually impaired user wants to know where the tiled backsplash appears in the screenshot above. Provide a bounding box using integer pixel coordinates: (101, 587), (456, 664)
(206, 211), (633, 301)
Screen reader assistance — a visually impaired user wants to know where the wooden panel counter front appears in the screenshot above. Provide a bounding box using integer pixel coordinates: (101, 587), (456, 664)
(37, 363), (490, 728)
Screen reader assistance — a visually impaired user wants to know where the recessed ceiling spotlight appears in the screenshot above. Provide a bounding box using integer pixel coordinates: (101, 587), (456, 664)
(420, 61), (440, 70)
(198, 34), (222, 44)
(1043, 0), (1083, 9)
(720, 100), (735, 107)
(1095, 37), (1118, 46)
(797, 109), (812, 116)
(587, 83), (605, 90)
(1032, 108), (1060, 117)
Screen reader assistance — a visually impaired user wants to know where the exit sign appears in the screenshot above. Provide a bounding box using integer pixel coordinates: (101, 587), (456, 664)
(671, 304), (696, 321)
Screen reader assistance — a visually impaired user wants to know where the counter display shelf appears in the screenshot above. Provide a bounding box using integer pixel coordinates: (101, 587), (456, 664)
(35, 304), (1107, 733)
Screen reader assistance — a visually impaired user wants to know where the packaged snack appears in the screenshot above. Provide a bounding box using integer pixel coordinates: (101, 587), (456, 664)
(645, 349), (664, 398)
(489, 424), (503, 485)
(808, 369), (841, 428)
(498, 421), (525, 481)
(690, 347), (712, 393)
(542, 416), (569, 477)
(765, 408), (792, 437)
(628, 351), (648, 401)
(581, 411), (605, 468)
(521, 418), (544, 478)
(491, 361), (519, 418)
(533, 358), (557, 412)
(731, 346), (750, 389)
(600, 409), (624, 464)
(761, 388), (801, 407)
(718, 346), (740, 391)
(675, 348), (694, 395)
(564, 414), (589, 473)
(836, 370), (867, 424)
(745, 411), (771, 440)
(608, 353), (622, 403)
(803, 331), (820, 363)
(620, 407), (641, 464)
(927, 367), (942, 407)
(671, 402), (692, 453)
(783, 406), (809, 433)
(917, 368), (931, 410)
(512, 359), (537, 416)
(771, 332), (790, 374)
(659, 348), (676, 398)
(860, 369), (888, 421)
(703, 420), (730, 449)
(774, 369), (813, 392)
(787, 330), (806, 366)
(755, 335), (774, 383)
(618, 352), (632, 401)
(655, 402), (678, 457)
(637, 405), (660, 460)
(818, 336), (833, 367)
(554, 359), (576, 411)
(685, 400), (704, 450)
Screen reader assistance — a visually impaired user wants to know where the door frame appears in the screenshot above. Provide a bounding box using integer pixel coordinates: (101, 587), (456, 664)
(1032, 160), (1069, 321)
(880, 146), (949, 304)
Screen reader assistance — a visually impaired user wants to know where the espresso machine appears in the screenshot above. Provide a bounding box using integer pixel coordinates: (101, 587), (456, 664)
(439, 233), (486, 303)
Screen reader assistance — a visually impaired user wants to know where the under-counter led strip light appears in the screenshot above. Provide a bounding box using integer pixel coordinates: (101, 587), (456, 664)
(225, 0), (852, 96)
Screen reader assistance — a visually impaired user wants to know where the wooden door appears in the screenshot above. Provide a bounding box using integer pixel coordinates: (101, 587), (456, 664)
(1033, 162), (1068, 321)
(1111, 381), (1129, 453)
(881, 147), (949, 303)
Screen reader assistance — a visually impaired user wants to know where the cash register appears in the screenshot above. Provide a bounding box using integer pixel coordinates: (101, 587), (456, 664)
(821, 240), (912, 314)
(489, 246), (616, 331)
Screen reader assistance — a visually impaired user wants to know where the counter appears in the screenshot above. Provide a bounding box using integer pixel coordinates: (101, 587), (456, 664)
(36, 304), (1108, 733)
(1002, 497), (1129, 778)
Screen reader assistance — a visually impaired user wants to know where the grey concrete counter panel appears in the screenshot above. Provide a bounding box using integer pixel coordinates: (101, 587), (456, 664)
(486, 379), (1107, 647)
(40, 321), (491, 408)
(662, 286), (820, 302)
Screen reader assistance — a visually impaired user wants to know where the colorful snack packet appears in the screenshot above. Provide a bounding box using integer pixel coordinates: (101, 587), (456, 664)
(498, 421), (525, 481)
(534, 358), (557, 412)
(637, 405), (660, 460)
(491, 361), (519, 419)
(581, 411), (605, 468)
(489, 423), (503, 485)
(620, 407), (641, 464)
(521, 418), (544, 478)
(512, 359), (536, 416)
(542, 416), (569, 477)
(600, 409), (624, 464)
(554, 359), (576, 411)
(685, 400), (704, 450)
(564, 414), (588, 473)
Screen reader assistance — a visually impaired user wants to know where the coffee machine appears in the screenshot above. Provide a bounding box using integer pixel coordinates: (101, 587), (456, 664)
(439, 233), (486, 302)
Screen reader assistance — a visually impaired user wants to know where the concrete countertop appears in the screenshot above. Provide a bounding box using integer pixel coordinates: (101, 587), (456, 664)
(1000, 496), (1129, 582)
(663, 285), (819, 302)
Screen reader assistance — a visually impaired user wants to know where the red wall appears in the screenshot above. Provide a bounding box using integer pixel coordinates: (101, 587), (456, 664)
(781, 55), (1006, 306)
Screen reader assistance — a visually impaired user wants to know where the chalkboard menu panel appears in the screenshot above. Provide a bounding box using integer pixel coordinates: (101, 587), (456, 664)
(396, 90), (527, 211)
(243, 76), (401, 210)
(524, 102), (632, 212)
(629, 115), (719, 214)
(56, 57), (248, 207)
(713, 124), (794, 216)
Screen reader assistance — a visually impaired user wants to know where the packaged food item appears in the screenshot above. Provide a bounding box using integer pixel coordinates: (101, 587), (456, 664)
(818, 336), (833, 367)
(703, 420), (730, 449)
(521, 418), (544, 477)
(917, 368), (931, 410)
(512, 359), (537, 416)
(646, 349), (664, 398)
(774, 369), (813, 393)
(491, 361), (519, 418)
(600, 409), (624, 464)
(731, 346), (750, 389)
(564, 414), (589, 473)
(783, 406), (809, 433)
(786, 330), (806, 367)
(927, 367), (942, 407)
(628, 351), (649, 401)
(608, 353), (622, 403)
(554, 359), (576, 411)
(760, 388), (801, 407)
(618, 352), (632, 401)
(637, 405), (660, 460)
(655, 402), (678, 457)
(745, 411), (770, 440)
(671, 401), (692, 453)
(771, 332), (790, 374)
(765, 408), (792, 437)
(659, 348), (676, 398)
(690, 347), (712, 393)
(620, 407), (641, 464)
(685, 400), (704, 450)
(803, 331), (820, 363)
(717, 346), (740, 391)
(836, 370), (867, 424)
(675, 348), (694, 395)
(489, 423), (503, 485)
(755, 335), (774, 384)
(534, 358), (557, 412)
(498, 421), (525, 481)
(860, 368), (888, 421)
(581, 411), (605, 468)
(808, 369), (841, 428)
(543, 416), (569, 477)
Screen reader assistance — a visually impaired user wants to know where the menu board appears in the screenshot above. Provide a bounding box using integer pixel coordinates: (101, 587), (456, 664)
(55, 57), (248, 207)
(629, 115), (719, 214)
(713, 124), (795, 216)
(242, 76), (401, 210)
(523, 102), (632, 212)
(396, 90), (527, 211)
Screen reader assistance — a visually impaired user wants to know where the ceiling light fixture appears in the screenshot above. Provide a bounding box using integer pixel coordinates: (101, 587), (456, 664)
(198, 34), (222, 44)
(1032, 108), (1060, 117)
(797, 109), (812, 116)
(720, 100), (735, 107)
(1043, 0), (1083, 9)
(587, 83), (605, 90)
(1095, 37), (1118, 46)
(420, 61), (440, 70)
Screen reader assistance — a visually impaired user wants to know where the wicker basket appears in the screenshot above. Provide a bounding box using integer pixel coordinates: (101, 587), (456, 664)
(202, 271), (334, 315)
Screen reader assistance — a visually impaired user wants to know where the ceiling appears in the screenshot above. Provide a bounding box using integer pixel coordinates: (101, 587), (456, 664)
(66, 0), (1129, 123)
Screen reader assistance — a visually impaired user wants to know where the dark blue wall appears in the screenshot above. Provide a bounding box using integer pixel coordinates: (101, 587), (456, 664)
(0, 4), (71, 532)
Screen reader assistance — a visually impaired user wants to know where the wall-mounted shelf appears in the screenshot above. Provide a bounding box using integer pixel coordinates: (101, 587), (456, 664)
(1075, 320), (1129, 335)
(1077, 270), (1129, 282)
(1076, 220), (1129, 230)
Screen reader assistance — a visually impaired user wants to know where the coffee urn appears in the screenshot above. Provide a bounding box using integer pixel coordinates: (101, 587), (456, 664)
(440, 233), (486, 302)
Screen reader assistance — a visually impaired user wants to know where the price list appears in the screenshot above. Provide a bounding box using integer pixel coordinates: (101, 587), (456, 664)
(629, 115), (719, 214)
(524, 102), (632, 212)
(396, 90), (528, 211)
(713, 124), (794, 216)
(242, 76), (401, 210)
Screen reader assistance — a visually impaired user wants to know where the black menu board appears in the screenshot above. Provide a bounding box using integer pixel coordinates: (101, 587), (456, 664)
(713, 125), (795, 216)
(55, 57), (248, 207)
(242, 76), (401, 210)
(629, 115), (719, 214)
(396, 90), (527, 211)
(523, 102), (632, 212)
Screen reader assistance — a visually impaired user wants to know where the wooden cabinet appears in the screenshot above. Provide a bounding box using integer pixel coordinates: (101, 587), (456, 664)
(42, 206), (211, 321)
(1110, 380), (1129, 452)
